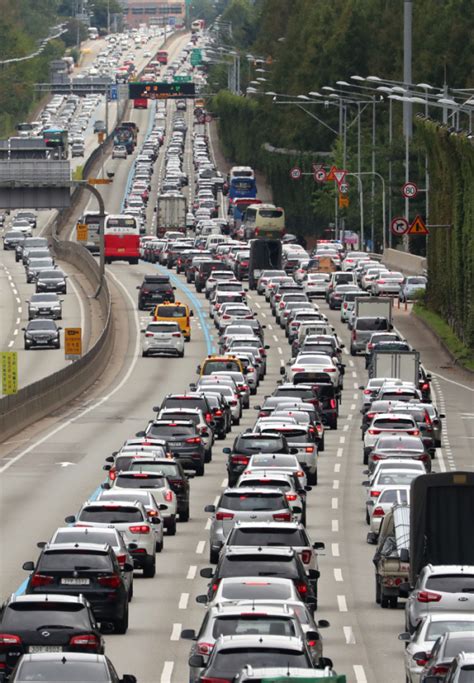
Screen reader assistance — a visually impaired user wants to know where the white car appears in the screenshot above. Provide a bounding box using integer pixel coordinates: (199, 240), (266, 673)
(97, 487), (165, 550)
(200, 384), (242, 425)
(367, 485), (411, 536)
(364, 467), (422, 523)
(288, 353), (340, 387)
(363, 413), (420, 461)
(202, 576), (303, 608)
(371, 271), (405, 296)
(141, 321), (184, 357)
(303, 273), (331, 298)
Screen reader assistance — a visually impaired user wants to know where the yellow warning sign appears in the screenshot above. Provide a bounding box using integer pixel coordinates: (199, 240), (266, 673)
(76, 223), (88, 241)
(1, 351), (18, 395)
(65, 328), (82, 360)
(408, 215), (429, 235)
(326, 166), (337, 181)
(87, 178), (112, 185)
(338, 194), (349, 208)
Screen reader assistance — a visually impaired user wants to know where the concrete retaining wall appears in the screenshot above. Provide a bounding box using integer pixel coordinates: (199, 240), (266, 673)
(381, 248), (426, 275)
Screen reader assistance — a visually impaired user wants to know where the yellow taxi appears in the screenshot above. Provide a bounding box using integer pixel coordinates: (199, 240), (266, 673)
(197, 354), (244, 377)
(152, 301), (193, 341)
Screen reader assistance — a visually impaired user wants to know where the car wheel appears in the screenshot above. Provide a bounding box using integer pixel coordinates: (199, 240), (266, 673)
(180, 506), (190, 522)
(331, 418), (338, 430)
(142, 351), (147, 357)
(204, 449), (212, 463)
(114, 605), (129, 634)
(375, 576), (381, 604)
(363, 451), (369, 465)
(380, 592), (389, 609)
(167, 517), (177, 536)
(128, 581), (133, 602)
(307, 470), (317, 486)
(195, 462), (205, 477)
(143, 555), (156, 578)
(156, 539), (164, 552)
(319, 436), (325, 452)
(210, 547), (220, 564)
(233, 416), (240, 426)
(366, 508), (370, 525)
(350, 346), (356, 356)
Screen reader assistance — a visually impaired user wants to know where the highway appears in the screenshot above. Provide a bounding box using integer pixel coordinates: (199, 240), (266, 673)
(0, 29), (473, 683)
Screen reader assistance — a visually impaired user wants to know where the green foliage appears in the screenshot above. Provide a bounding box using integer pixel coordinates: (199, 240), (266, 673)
(221, 0), (259, 48)
(189, 0), (221, 25)
(414, 303), (474, 370)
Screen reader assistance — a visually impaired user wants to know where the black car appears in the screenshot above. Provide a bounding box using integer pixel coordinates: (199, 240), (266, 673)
(139, 419), (206, 476)
(23, 544), (131, 633)
(205, 392), (232, 439)
(9, 653), (136, 683)
(292, 373), (339, 430)
(0, 594), (103, 677)
(200, 546), (318, 611)
(137, 275), (175, 310)
(35, 269), (67, 294)
(16, 236), (48, 263)
(23, 319), (61, 349)
(273, 383), (321, 410)
(224, 432), (290, 486)
(2, 230), (25, 250)
(195, 260), (231, 293)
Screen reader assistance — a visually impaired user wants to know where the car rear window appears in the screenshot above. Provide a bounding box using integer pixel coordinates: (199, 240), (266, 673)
(147, 323), (179, 333)
(241, 478), (292, 491)
(356, 318), (390, 331)
(39, 551), (112, 571)
(236, 436), (285, 451)
(263, 429), (309, 443)
(220, 492), (286, 512)
(221, 555), (298, 578)
(426, 575), (474, 593)
(16, 661), (109, 682)
(163, 396), (207, 411)
(444, 637), (474, 657)
(373, 419), (415, 430)
(250, 455), (298, 468)
(156, 306), (187, 317)
(162, 412), (199, 425)
(221, 582), (292, 600)
(426, 620), (474, 641)
(53, 531), (118, 546)
(79, 506), (143, 523)
(212, 615), (296, 639)
(147, 423), (194, 438)
(212, 647), (307, 670)
(3, 603), (89, 629)
(115, 474), (167, 489)
(229, 527), (308, 546)
(380, 392), (416, 402)
(274, 388), (314, 401)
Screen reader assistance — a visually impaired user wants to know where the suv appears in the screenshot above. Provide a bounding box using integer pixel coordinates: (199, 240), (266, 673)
(140, 419), (206, 476)
(158, 407), (214, 461)
(0, 594), (103, 677)
(195, 260), (228, 292)
(256, 424), (318, 486)
(23, 543), (130, 633)
(224, 432), (290, 486)
(350, 316), (392, 355)
(137, 275), (175, 310)
(204, 488), (297, 563)
(64, 501), (158, 578)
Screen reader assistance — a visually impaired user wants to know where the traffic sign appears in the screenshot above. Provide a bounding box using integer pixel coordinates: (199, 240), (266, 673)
(65, 328), (82, 361)
(402, 181), (418, 199)
(338, 194), (349, 208)
(289, 166), (302, 180)
(334, 169), (347, 187)
(390, 217), (409, 236)
(109, 85), (118, 101)
(408, 215), (429, 235)
(76, 223), (88, 241)
(174, 75), (192, 83)
(87, 178), (112, 185)
(326, 166), (337, 181)
(129, 82), (196, 99)
(313, 169), (327, 183)
(1, 351), (18, 395)
(312, 162), (324, 171)
(339, 181), (349, 194)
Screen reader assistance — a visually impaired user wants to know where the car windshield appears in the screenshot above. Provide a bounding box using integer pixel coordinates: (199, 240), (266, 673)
(16, 661), (109, 682)
(221, 582), (292, 600)
(204, 361), (241, 374)
(228, 527), (308, 547)
(38, 270), (63, 279)
(212, 615), (296, 639)
(31, 294), (58, 303)
(27, 320), (56, 330)
(212, 647), (307, 672)
(220, 493), (285, 512)
(221, 555), (298, 579)
(79, 506), (143, 523)
(3, 603), (88, 629)
(39, 551), (111, 572)
(426, 575), (474, 593)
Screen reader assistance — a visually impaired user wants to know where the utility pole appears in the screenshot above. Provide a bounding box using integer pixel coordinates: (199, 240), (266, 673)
(403, 0), (413, 250)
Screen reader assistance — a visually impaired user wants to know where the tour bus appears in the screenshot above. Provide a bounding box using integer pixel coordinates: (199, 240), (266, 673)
(79, 211), (102, 253)
(243, 203), (286, 240)
(43, 127), (68, 159)
(156, 50), (168, 65)
(104, 215), (140, 264)
(88, 27), (99, 40)
(229, 165), (255, 182)
(191, 19), (205, 33)
(228, 175), (258, 202)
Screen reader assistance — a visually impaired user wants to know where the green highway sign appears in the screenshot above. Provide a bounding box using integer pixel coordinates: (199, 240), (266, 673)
(128, 82), (196, 99)
(173, 75), (192, 83)
(190, 48), (202, 66)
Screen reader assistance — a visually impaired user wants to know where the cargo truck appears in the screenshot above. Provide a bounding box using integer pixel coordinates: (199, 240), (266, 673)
(156, 193), (187, 238)
(368, 349), (420, 383)
(248, 239), (282, 290)
(354, 296), (392, 323)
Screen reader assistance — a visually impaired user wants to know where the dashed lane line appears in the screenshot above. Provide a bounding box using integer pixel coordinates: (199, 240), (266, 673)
(187, 565), (197, 580)
(170, 623), (181, 641)
(332, 543), (340, 557)
(337, 595), (348, 612)
(178, 593), (189, 609)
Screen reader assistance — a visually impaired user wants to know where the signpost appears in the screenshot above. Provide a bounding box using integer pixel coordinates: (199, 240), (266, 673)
(76, 223), (88, 241)
(173, 75), (192, 83)
(289, 166), (302, 180)
(407, 215), (429, 235)
(402, 181), (418, 199)
(1, 351), (18, 395)
(64, 328), (82, 361)
(390, 217), (410, 236)
(333, 169), (347, 188)
(128, 82), (196, 100)
(314, 169), (327, 183)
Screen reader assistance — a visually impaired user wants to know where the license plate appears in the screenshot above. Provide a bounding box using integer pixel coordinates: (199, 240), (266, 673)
(29, 646), (63, 653)
(61, 578), (90, 585)
(172, 442), (183, 447)
(37, 340), (48, 344)
(39, 309), (49, 313)
(117, 248), (125, 253)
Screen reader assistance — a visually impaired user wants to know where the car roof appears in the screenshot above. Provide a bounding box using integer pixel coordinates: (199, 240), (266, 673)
(43, 542), (110, 553)
(222, 546), (295, 558)
(213, 634), (304, 651)
(7, 593), (85, 605)
(17, 652), (106, 664)
(232, 521), (301, 531)
(222, 487), (286, 496)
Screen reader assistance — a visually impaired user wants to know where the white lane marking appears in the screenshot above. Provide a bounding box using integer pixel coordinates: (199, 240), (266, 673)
(334, 463), (341, 473)
(255, 301), (261, 309)
(261, 312), (266, 318)
(18, 306), (22, 314)
(337, 595), (348, 612)
(15, 317), (20, 325)
(336, 447), (343, 458)
(349, 360), (354, 367)
(0, 269), (141, 475)
(353, 381), (359, 388)
(12, 288), (17, 295)
(15, 297), (20, 304)
(205, 518), (211, 530)
(351, 371), (357, 378)
(178, 593), (189, 609)
(350, 403), (356, 410)
(331, 497), (338, 509)
(170, 623), (181, 641)
(332, 543), (340, 557)
(196, 540), (206, 554)
(221, 477), (227, 487)
(8, 340), (14, 348)
(344, 626), (356, 644)
(13, 329), (18, 336)
(268, 323), (272, 330)
(334, 568), (343, 582)
(343, 346), (349, 355)
(339, 436), (346, 444)
(160, 661), (174, 683)
(343, 424), (349, 431)
(431, 373), (474, 392)
(353, 665), (368, 683)
(278, 347), (282, 355)
(272, 334), (278, 342)
(332, 519), (339, 532)
(333, 479), (339, 489)
(353, 392), (358, 399)
(187, 565), (197, 580)
(213, 495), (219, 506)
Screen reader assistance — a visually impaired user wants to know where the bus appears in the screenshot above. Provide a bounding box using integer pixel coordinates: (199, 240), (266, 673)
(133, 98), (148, 109)
(156, 50), (168, 65)
(243, 203), (286, 240)
(191, 19), (205, 33)
(88, 27), (99, 40)
(43, 127), (68, 159)
(104, 215), (140, 264)
(228, 175), (257, 201)
(79, 211), (102, 253)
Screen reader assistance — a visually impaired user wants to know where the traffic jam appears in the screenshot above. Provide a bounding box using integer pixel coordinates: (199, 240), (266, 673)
(1, 27), (473, 683)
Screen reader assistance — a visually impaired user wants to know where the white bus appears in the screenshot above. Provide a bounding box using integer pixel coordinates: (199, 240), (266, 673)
(88, 27), (99, 40)
(79, 211), (102, 253)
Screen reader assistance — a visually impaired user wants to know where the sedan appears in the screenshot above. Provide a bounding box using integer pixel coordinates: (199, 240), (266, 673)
(371, 271), (405, 296)
(27, 293), (63, 320)
(399, 276), (427, 302)
(35, 268), (67, 294)
(23, 319), (61, 349)
(141, 321), (184, 358)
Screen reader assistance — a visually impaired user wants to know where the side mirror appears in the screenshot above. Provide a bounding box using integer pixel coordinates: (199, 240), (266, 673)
(439, 413), (445, 419)
(366, 532), (378, 545)
(398, 632), (411, 642)
(173, 286), (177, 290)
(305, 630), (320, 642)
(136, 285), (141, 289)
(253, 405), (261, 411)
(123, 562), (134, 572)
(189, 655), (205, 668)
(195, 594), (208, 604)
(101, 482), (111, 490)
(308, 569), (320, 580)
(200, 567), (214, 579)
(190, 310), (194, 317)
(358, 385), (365, 390)
(317, 619), (330, 628)
(305, 486), (312, 492)
(103, 465), (111, 471)
(312, 542), (325, 550)
(153, 406), (161, 412)
(64, 515), (76, 524)
(36, 541), (46, 549)
(121, 676), (137, 683)
(399, 548), (410, 563)
(280, 367), (285, 375)
(105, 456), (114, 462)
(222, 447), (231, 454)
(361, 480), (369, 486)
(21, 327), (26, 331)
(135, 431), (146, 437)
(22, 561), (35, 571)
(180, 628), (197, 640)
(204, 504), (216, 513)
(264, 345), (270, 350)
(159, 504), (168, 511)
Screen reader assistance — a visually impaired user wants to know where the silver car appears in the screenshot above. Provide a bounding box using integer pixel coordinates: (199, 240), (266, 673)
(141, 321), (184, 357)
(97, 488), (165, 551)
(405, 564), (474, 632)
(204, 488), (296, 563)
(27, 293), (63, 320)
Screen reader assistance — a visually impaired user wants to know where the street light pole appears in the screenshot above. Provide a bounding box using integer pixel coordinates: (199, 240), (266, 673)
(403, 0), (413, 249)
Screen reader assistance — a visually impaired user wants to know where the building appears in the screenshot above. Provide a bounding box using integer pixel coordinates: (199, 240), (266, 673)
(120, 0), (186, 28)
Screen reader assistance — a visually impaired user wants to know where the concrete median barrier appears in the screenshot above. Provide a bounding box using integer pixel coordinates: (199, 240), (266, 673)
(381, 248), (426, 275)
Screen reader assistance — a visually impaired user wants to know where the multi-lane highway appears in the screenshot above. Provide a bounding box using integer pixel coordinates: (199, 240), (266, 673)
(0, 25), (473, 683)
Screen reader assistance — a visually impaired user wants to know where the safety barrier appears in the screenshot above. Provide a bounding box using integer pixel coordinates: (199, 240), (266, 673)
(381, 248), (426, 275)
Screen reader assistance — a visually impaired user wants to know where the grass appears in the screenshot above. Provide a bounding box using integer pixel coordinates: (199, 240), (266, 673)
(413, 303), (474, 372)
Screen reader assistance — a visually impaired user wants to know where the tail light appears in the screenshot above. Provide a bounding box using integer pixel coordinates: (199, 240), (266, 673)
(98, 574), (122, 589)
(69, 634), (100, 648)
(205, 413), (212, 423)
(286, 494), (298, 501)
(214, 409), (223, 417)
(295, 580), (308, 595)
(431, 665), (449, 676)
(109, 468), (117, 481)
(172, 332), (182, 338)
(371, 454), (385, 461)
(372, 506), (385, 517)
(377, 279), (386, 284)
(116, 554), (126, 565)
(363, 389), (372, 395)
(196, 641), (214, 655)
(185, 437), (202, 444)
(164, 490), (173, 502)
(0, 634), (22, 647)
(168, 478), (183, 489)
(279, 302), (285, 309)
(305, 446), (314, 453)
(231, 455), (249, 465)
(229, 400), (237, 406)
(216, 512), (234, 521)
(323, 367), (336, 372)
(368, 428), (381, 435)
(145, 332), (154, 337)
(330, 399), (337, 409)
(421, 382), (429, 391)
(129, 525), (150, 534)
(367, 343), (374, 350)
(301, 549), (312, 564)
(296, 470), (305, 477)
(222, 314), (231, 320)
(417, 590), (442, 603)
(408, 429), (420, 436)
(31, 574), (54, 587)
(352, 330), (356, 340)
(210, 579), (221, 593)
(366, 412), (375, 419)
(370, 490), (381, 498)
(273, 512), (291, 521)
(201, 677), (230, 683)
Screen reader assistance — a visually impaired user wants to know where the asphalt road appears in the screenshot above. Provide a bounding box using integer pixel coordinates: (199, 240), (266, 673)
(0, 32), (473, 683)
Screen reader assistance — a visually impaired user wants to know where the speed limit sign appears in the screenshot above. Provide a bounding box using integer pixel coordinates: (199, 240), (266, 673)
(402, 182), (418, 199)
(289, 166), (302, 180)
(313, 169), (327, 183)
